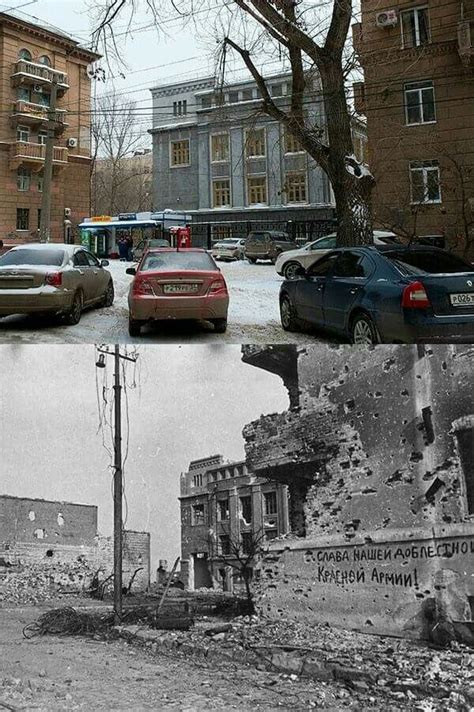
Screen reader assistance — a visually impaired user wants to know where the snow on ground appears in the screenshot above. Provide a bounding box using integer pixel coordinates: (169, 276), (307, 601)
(0, 258), (329, 344)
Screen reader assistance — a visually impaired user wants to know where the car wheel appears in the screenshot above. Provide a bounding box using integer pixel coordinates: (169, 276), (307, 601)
(128, 318), (143, 337)
(247, 257), (256, 264)
(212, 318), (227, 334)
(64, 290), (83, 326)
(101, 280), (114, 308)
(283, 261), (302, 280)
(351, 313), (380, 345)
(280, 295), (299, 332)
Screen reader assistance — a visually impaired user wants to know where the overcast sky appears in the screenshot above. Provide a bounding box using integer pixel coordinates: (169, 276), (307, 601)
(0, 344), (288, 572)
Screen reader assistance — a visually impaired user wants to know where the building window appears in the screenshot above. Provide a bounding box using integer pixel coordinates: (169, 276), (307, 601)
(16, 208), (29, 230)
(247, 176), (267, 205)
(239, 496), (252, 524)
(284, 128), (303, 154)
(271, 84), (283, 97)
(264, 491), (277, 516)
(353, 134), (367, 164)
(212, 179), (231, 208)
(17, 167), (30, 191)
(219, 535), (231, 555)
(173, 100), (187, 116)
(38, 55), (51, 66)
(217, 499), (229, 521)
(401, 7), (430, 48)
(285, 172), (307, 203)
(241, 532), (253, 555)
(211, 225), (232, 241)
(36, 92), (51, 108)
(193, 474), (203, 487)
(191, 503), (205, 525)
(17, 87), (31, 102)
(211, 133), (229, 162)
(242, 88), (253, 101)
(170, 139), (190, 167)
(18, 48), (32, 61)
(245, 128), (265, 158)
(410, 160), (441, 204)
(405, 81), (436, 125)
(228, 90), (239, 104)
(454, 420), (474, 515)
(265, 529), (278, 541)
(37, 175), (43, 193)
(38, 131), (48, 146)
(201, 95), (212, 109)
(37, 208), (41, 228)
(17, 125), (29, 143)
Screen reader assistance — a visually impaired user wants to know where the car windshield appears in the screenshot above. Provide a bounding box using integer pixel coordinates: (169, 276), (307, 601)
(311, 237), (337, 250)
(141, 251), (218, 272)
(0, 248), (65, 266)
(149, 240), (169, 247)
(386, 250), (473, 275)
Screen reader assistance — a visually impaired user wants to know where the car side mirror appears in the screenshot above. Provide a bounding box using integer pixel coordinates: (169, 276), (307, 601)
(126, 267), (136, 276)
(100, 259), (109, 267)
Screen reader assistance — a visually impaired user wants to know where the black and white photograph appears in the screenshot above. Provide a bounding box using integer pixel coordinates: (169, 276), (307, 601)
(0, 0), (473, 710)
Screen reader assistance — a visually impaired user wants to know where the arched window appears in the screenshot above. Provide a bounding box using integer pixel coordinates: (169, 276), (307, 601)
(18, 48), (32, 61)
(38, 55), (51, 67)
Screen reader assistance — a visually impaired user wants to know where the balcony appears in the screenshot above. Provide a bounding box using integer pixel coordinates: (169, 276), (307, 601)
(10, 141), (68, 170)
(458, 20), (474, 67)
(11, 61), (69, 95)
(11, 101), (68, 134)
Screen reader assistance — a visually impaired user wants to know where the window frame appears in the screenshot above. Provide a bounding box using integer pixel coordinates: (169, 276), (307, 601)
(264, 491), (278, 516)
(284, 128), (304, 155)
(18, 48), (32, 61)
(191, 503), (205, 526)
(404, 80), (436, 126)
(17, 166), (31, 192)
(212, 178), (231, 208)
(16, 207), (30, 231)
(169, 138), (190, 168)
(17, 125), (30, 143)
(246, 175), (268, 206)
(401, 6), (430, 49)
(245, 127), (266, 158)
(210, 132), (230, 163)
(409, 160), (442, 204)
(285, 171), (308, 204)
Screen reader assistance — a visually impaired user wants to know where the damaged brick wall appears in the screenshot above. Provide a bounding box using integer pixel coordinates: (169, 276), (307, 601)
(243, 345), (474, 640)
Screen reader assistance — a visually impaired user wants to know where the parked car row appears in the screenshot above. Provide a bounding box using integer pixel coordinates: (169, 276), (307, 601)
(212, 231), (297, 264)
(1, 240), (473, 344)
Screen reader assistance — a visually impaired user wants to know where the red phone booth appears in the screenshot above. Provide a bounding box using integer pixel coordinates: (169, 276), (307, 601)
(170, 226), (191, 249)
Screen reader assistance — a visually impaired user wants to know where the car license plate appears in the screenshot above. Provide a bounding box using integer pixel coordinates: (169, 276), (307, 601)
(163, 283), (199, 294)
(450, 292), (474, 307)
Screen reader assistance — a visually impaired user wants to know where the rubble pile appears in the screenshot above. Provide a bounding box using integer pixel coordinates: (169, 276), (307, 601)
(0, 561), (95, 606)
(118, 615), (474, 711)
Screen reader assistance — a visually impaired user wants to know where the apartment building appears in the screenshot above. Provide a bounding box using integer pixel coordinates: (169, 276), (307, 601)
(353, 1), (474, 254)
(179, 455), (289, 591)
(150, 73), (338, 245)
(0, 12), (100, 245)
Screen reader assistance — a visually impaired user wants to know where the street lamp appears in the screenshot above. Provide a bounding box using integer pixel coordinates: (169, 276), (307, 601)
(95, 345), (138, 625)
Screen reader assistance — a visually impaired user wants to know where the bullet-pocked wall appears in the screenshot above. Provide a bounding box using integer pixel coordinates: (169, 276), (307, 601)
(242, 345), (474, 640)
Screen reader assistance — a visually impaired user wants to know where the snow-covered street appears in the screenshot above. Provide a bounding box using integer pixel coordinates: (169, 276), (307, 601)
(0, 258), (331, 344)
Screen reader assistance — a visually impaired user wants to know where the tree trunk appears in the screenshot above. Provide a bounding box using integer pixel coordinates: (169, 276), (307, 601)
(319, 60), (374, 246)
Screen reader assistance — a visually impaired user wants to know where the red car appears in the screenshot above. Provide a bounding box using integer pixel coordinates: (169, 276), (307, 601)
(126, 248), (229, 336)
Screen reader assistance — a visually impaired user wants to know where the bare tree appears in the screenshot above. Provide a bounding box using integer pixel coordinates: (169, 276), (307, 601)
(92, 1), (374, 246)
(91, 90), (152, 215)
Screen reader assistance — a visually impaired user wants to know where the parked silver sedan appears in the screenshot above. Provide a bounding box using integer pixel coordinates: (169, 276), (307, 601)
(0, 243), (114, 324)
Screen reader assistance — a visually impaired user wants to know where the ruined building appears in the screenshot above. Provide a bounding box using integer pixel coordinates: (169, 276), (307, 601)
(242, 345), (474, 641)
(179, 455), (289, 590)
(0, 494), (151, 600)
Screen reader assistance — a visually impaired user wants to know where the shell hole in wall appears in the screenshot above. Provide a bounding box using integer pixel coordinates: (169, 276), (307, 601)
(28, 511), (35, 521)
(57, 513), (65, 526)
(45, 550), (54, 558)
(33, 528), (46, 539)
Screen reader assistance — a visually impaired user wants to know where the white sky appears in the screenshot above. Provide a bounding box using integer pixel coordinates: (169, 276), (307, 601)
(0, 344), (288, 572)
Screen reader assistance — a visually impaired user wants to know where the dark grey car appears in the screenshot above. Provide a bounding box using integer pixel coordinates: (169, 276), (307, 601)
(244, 230), (297, 264)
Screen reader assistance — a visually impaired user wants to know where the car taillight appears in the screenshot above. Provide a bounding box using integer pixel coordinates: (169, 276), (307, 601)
(208, 279), (228, 296)
(402, 281), (431, 309)
(45, 272), (62, 287)
(133, 278), (154, 295)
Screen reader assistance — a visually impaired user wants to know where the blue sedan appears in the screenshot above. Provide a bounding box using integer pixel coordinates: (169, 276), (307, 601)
(279, 246), (474, 344)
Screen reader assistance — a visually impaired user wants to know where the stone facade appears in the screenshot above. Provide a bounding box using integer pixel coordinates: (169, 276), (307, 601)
(150, 73), (338, 245)
(353, 1), (474, 255)
(242, 345), (474, 641)
(179, 455), (290, 591)
(0, 12), (100, 246)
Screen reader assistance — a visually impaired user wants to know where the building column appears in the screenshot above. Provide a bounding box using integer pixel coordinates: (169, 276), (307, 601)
(278, 484), (290, 535)
(228, 486), (240, 542)
(251, 484), (263, 535)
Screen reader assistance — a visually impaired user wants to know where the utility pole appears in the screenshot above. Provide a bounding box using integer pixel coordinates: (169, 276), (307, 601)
(96, 345), (138, 625)
(39, 78), (58, 243)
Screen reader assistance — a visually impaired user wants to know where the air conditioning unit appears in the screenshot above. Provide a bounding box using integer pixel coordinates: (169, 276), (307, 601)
(33, 84), (44, 93)
(66, 137), (78, 148)
(376, 10), (398, 27)
(64, 207), (71, 217)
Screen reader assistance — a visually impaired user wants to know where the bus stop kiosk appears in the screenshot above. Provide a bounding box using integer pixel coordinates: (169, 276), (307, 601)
(78, 211), (192, 258)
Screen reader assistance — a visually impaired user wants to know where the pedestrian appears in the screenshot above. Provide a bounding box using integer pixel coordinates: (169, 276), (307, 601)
(117, 234), (128, 261)
(126, 234), (134, 261)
